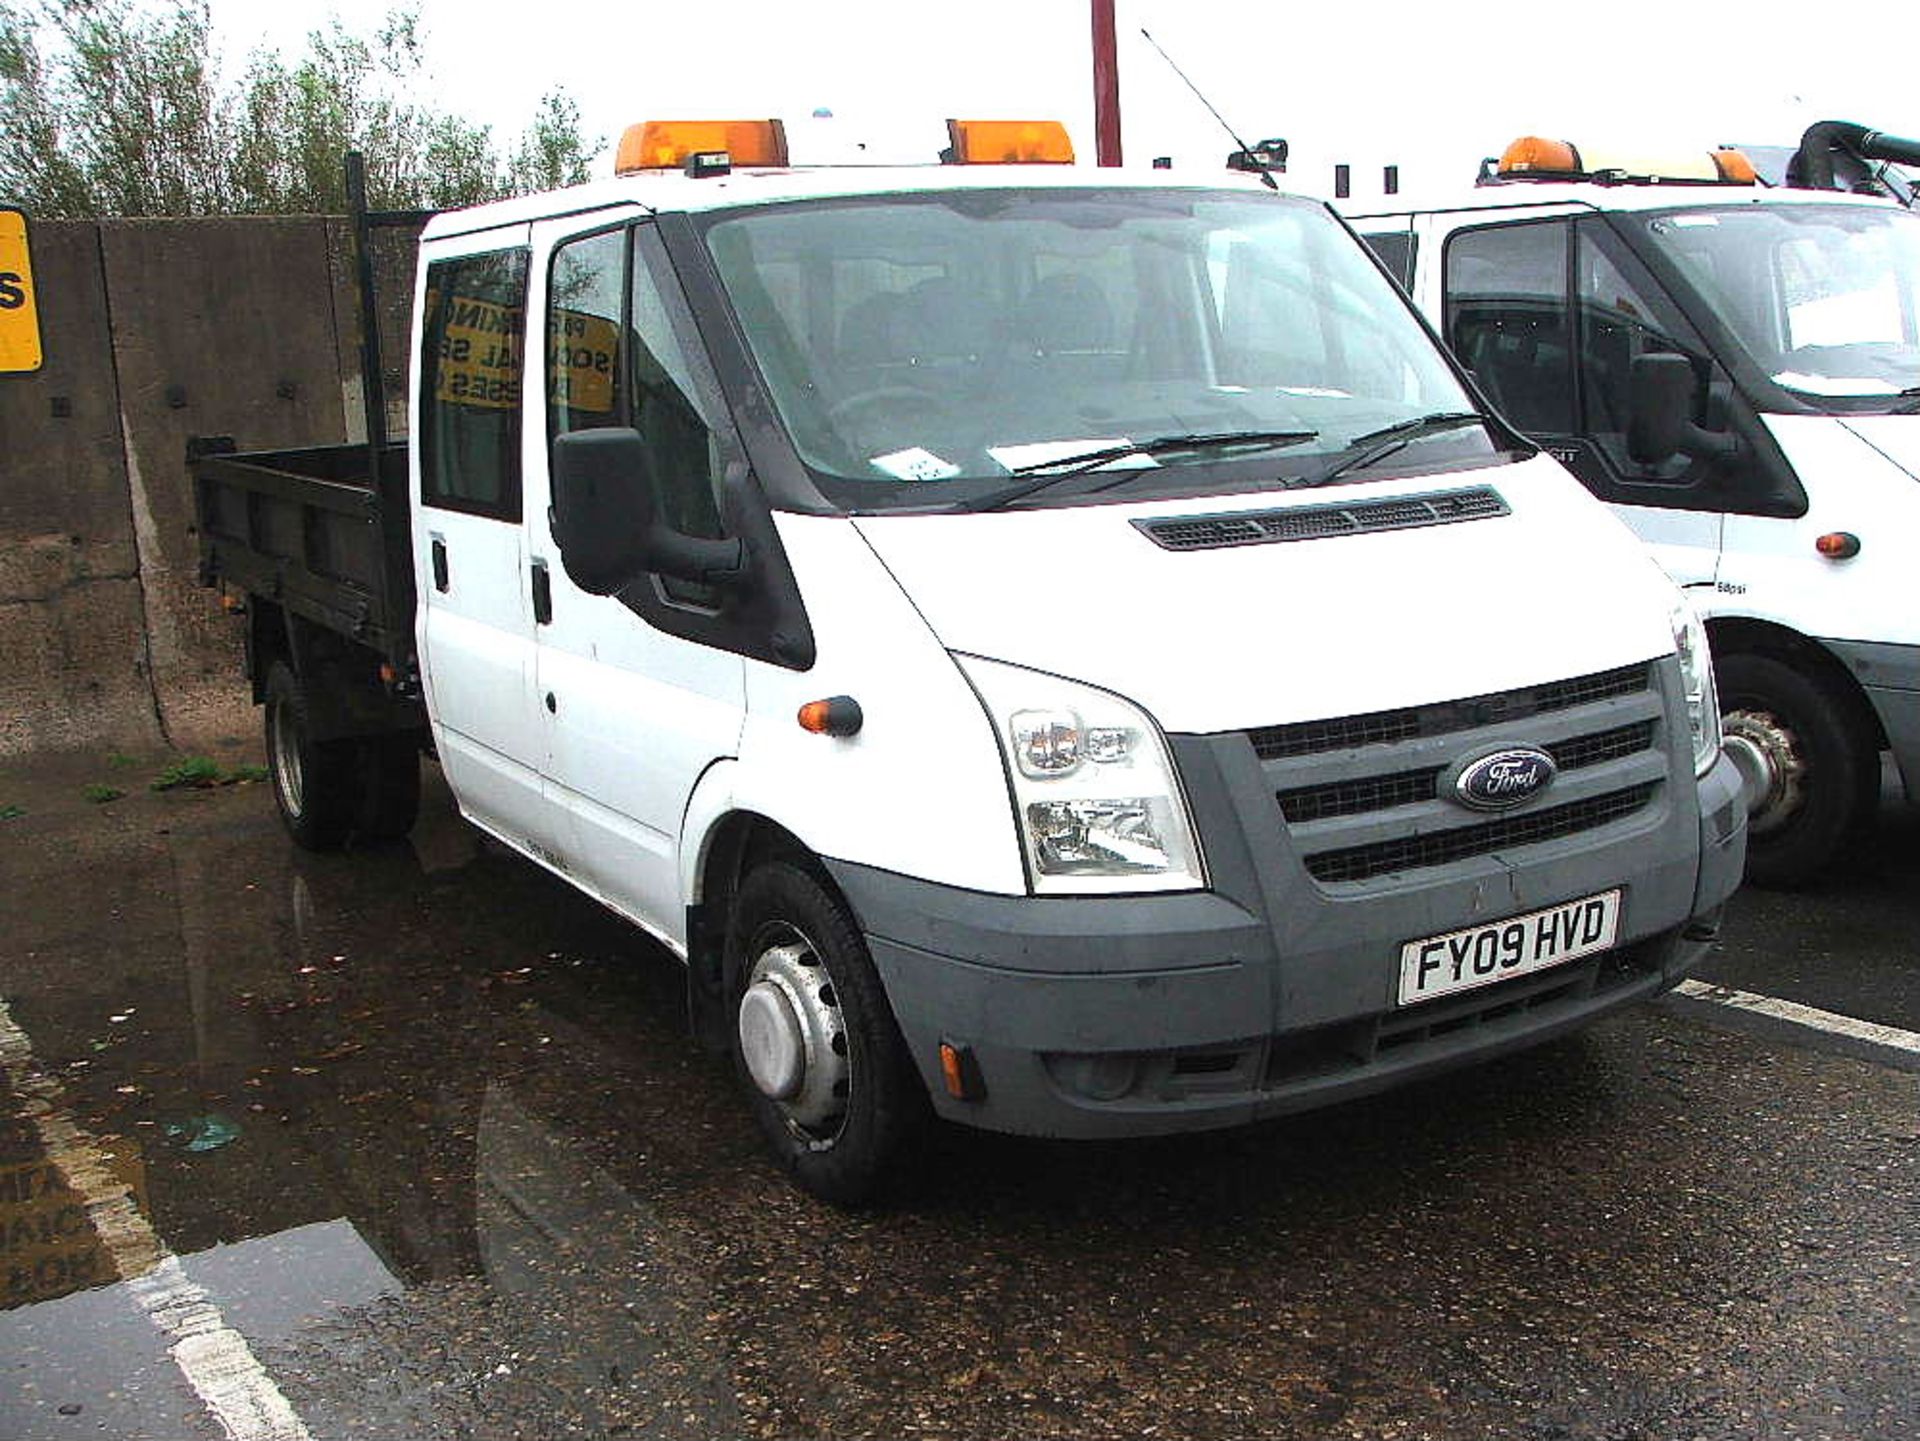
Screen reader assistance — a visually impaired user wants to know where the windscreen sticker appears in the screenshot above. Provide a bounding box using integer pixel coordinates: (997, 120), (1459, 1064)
(871, 447), (964, 482)
(1771, 371), (1901, 396)
(986, 439), (1158, 473)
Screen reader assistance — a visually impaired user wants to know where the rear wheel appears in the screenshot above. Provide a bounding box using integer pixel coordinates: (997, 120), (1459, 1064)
(354, 731), (421, 840)
(1717, 651), (1878, 888)
(726, 861), (926, 1204)
(265, 661), (355, 851)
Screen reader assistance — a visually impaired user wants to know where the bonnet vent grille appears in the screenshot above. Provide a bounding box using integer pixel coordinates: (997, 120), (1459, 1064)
(1134, 487), (1508, 552)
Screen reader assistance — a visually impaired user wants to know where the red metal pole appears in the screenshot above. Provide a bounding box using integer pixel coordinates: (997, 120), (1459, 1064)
(1092, 0), (1122, 167)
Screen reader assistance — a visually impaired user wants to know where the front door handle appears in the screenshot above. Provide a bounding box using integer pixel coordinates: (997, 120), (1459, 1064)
(531, 557), (552, 625)
(430, 536), (449, 592)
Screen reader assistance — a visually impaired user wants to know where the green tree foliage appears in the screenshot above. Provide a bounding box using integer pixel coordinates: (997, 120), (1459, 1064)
(0, 0), (604, 216)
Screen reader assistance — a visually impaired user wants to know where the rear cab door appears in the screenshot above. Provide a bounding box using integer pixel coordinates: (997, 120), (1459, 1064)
(413, 224), (565, 856)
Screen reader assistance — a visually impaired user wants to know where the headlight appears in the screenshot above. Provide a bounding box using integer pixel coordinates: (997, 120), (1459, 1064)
(1672, 597), (1721, 776)
(955, 654), (1206, 895)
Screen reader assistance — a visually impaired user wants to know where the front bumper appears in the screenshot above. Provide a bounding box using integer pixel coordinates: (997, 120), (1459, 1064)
(831, 742), (1747, 1141)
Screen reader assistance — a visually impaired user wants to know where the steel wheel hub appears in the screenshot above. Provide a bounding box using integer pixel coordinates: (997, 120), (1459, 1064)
(269, 703), (304, 814)
(738, 937), (849, 1138)
(1721, 708), (1805, 837)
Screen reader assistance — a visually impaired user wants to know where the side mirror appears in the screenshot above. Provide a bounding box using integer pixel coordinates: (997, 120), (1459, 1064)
(551, 428), (747, 595)
(1627, 353), (1694, 463)
(551, 428), (656, 595)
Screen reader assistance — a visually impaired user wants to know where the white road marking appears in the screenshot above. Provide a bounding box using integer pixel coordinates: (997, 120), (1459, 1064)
(1670, 978), (1920, 1064)
(0, 998), (313, 1441)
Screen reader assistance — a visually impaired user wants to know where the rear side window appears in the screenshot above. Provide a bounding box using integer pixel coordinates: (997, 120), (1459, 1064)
(419, 249), (528, 519)
(1362, 229), (1417, 290)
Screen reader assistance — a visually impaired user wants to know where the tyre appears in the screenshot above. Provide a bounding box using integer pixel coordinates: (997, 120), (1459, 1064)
(1716, 651), (1879, 889)
(264, 661), (356, 851)
(726, 861), (927, 1204)
(354, 731), (421, 841)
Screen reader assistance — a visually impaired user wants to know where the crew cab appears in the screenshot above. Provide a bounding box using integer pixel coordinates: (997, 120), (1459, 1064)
(196, 118), (1746, 1201)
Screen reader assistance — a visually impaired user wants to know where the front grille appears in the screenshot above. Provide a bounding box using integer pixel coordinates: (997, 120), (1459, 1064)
(1275, 719), (1658, 825)
(1135, 487), (1508, 553)
(1303, 783), (1658, 883)
(1250, 663), (1648, 762)
(1251, 662), (1669, 886)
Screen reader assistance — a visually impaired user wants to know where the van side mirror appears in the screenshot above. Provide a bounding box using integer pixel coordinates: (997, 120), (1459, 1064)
(1628, 353), (1742, 467)
(551, 428), (745, 594)
(1627, 354), (1694, 463)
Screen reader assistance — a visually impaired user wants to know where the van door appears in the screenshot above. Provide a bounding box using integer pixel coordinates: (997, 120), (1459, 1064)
(414, 228), (564, 856)
(527, 216), (748, 948)
(1438, 213), (1725, 588)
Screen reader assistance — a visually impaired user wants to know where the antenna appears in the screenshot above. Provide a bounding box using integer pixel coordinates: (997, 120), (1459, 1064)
(1139, 28), (1279, 190)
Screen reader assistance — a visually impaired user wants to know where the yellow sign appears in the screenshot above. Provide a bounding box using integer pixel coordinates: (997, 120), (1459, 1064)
(0, 208), (43, 374)
(431, 292), (620, 414)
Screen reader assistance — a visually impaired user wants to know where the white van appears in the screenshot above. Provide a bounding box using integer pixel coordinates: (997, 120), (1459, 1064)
(1347, 137), (1920, 887)
(202, 120), (1746, 1201)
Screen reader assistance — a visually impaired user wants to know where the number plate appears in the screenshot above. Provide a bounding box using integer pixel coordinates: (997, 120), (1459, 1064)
(1397, 889), (1622, 1007)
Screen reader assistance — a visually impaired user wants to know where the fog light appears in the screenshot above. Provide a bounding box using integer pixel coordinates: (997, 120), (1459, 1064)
(1047, 1052), (1141, 1101)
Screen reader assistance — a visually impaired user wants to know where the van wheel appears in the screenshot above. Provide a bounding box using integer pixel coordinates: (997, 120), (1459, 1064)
(1717, 652), (1877, 889)
(265, 662), (355, 851)
(727, 862), (926, 1204)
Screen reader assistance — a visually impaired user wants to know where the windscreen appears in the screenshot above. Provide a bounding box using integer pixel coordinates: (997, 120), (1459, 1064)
(701, 187), (1492, 510)
(1642, 203), (1920, 407)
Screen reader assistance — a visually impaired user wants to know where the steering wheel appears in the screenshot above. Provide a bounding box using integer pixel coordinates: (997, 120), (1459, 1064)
(825, 386), (945, 429)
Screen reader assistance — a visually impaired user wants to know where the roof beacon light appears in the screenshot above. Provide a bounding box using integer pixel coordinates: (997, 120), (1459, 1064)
(614, 119), (789, 175)
(1493, 135), (1759, 187)
(946, 119), (1075, 165)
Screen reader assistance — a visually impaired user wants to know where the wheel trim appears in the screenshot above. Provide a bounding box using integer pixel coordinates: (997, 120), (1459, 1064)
(1721, 707), (1806, 838)
(268, 701), (305, 816)
(740, 932), (851, 1145)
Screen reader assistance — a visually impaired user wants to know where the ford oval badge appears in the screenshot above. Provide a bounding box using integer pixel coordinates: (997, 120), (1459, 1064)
(1454, 747), (1556, 811)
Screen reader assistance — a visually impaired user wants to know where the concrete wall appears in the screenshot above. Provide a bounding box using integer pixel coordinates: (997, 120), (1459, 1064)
(0, 216), (417, 757)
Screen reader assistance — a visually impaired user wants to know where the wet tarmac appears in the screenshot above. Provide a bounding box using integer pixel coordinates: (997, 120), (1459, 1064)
(2, 749), (1915, 1440)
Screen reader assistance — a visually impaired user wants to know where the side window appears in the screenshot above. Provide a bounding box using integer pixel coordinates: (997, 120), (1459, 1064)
(629, 227), (727, 560)
(544, 224), (729, 607)
(1444, 221), (1576, 434)
(419, 250), (527, 519)
(1362, 229), (1417, 291)
(548, 229), (625, 442)
(1574, 222), (1713, 481)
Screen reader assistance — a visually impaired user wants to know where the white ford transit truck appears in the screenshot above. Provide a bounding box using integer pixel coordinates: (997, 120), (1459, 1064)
(1347, 132), (1920, 888)
(194, 119), (1746, 1201)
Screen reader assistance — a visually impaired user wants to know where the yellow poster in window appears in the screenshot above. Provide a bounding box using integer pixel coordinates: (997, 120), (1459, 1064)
(549, 308), (619, 414)
(0, 209), (43, 374)
(435, 293), (523, 410)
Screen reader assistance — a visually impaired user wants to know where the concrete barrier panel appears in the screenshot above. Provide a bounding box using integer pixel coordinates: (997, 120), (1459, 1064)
(0, 221), (160, 757)
(99, 218), (351, 749)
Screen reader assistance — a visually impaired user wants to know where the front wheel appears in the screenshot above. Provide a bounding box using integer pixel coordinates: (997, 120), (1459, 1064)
(1716, 651), (1878, 889)
(726, 862), (926, 1204)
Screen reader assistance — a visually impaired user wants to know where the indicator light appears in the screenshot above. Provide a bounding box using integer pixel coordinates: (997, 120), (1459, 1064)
(939, 1041), (983, 1100)
(1815, 531), (1861, 559)
(797, 696), (863, 736)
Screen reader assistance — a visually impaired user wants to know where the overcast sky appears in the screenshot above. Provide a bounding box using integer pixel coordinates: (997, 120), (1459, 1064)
(202, 0), (1917, 200)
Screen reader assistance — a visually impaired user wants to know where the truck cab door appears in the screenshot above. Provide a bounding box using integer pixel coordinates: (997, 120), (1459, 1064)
(525, 216), (748, 948)
(412, 227), (566, 858)
(1439, 213), (1724, 589)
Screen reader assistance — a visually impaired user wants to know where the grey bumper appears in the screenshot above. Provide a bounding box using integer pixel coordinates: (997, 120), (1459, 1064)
(829, 738), (1747, 1142)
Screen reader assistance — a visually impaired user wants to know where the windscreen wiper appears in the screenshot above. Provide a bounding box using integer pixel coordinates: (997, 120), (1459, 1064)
(972, 429), (1319, 512)
(1286, 411), (1490, 491)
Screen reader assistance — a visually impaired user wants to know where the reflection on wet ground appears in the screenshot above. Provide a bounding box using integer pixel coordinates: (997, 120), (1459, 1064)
(1, 754), (1915, 1440)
